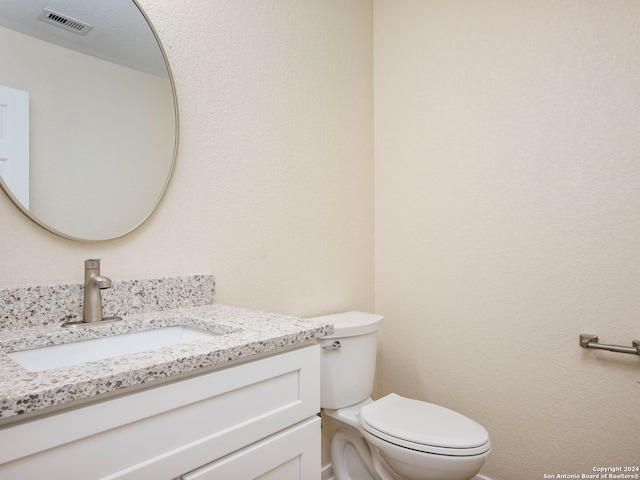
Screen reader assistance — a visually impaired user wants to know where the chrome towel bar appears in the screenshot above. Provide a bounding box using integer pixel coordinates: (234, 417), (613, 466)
(579, 334), (640, 355)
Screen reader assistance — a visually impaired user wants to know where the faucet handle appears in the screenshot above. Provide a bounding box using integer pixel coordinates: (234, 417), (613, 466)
(93, 276), (112, 289)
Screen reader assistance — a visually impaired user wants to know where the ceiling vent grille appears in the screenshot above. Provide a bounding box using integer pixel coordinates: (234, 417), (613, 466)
(38, 8), (93, 36)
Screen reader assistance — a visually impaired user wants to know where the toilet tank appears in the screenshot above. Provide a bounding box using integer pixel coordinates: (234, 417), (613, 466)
(312, 311), (384, 410)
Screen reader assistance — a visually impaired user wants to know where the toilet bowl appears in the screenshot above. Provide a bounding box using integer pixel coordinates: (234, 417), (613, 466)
(313, 312), (491, 480)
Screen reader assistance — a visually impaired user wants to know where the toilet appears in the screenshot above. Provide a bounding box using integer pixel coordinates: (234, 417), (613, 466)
(314, 311), (491, 480)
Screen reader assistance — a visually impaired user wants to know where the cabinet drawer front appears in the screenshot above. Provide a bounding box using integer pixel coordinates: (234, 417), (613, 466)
(182, 417), (320, 480)
(0, 345), (320, 480)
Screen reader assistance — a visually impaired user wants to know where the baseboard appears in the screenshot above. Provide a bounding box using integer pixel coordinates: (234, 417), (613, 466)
(323, 462), (490, 480)
(321, 463), (335, 480)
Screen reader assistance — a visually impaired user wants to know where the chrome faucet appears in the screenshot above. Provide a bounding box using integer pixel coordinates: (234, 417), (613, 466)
(83, 259), (112, 323)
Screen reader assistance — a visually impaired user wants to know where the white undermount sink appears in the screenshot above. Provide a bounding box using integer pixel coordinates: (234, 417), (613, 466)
(7, 325), (220, 372)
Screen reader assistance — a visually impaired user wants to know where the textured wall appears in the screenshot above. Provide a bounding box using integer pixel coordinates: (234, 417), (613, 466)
(0, 0), (374, 318)
(374, 1), (640, 478)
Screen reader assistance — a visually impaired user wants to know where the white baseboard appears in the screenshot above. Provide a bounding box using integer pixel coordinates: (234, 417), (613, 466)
(323, 462), (491, 480)
(321, 463), (335, 480)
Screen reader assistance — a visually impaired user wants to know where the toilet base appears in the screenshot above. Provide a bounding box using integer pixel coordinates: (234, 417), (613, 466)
(331, 427), (378, 480)
(325, 407), (489, 480)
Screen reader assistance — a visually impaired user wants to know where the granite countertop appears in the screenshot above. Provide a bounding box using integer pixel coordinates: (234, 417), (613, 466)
(0, 303), (333, 423)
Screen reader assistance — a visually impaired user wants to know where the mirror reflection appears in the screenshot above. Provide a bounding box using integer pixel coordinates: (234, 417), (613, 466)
(0, 0), (177, 240)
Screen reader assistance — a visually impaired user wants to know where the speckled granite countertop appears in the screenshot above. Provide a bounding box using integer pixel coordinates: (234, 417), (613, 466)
(0, 303), (333, 422)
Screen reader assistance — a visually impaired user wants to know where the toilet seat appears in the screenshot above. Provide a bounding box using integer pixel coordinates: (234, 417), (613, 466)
(359, 394), (491, 457)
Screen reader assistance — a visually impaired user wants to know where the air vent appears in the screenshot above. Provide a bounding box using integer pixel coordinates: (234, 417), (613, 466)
(38, 8), (93, 36)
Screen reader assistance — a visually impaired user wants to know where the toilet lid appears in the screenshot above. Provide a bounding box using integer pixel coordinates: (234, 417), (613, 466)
(359, 394), (490, 454)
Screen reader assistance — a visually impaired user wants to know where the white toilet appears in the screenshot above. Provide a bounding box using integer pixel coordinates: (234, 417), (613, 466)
(314, 311), (491, 480)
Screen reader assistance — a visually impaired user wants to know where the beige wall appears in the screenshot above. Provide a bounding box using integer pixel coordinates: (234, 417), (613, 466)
(0, 0), (375, 318)
(375, 0), (640, 478)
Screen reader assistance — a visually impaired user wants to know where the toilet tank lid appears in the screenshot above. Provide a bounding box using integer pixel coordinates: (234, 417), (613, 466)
(310, 311), (383, 338)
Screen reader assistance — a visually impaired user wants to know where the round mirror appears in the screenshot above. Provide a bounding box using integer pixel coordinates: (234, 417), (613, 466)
(0, 0), (177, 241)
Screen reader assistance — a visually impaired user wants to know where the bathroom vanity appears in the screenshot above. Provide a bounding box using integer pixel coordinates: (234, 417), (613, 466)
(0, 277), (332, 479)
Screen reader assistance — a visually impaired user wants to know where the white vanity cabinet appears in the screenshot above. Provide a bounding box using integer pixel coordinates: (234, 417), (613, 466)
(0, 344), (321, 480)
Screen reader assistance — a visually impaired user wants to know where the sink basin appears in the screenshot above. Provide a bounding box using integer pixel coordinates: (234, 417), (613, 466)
(7, 325), (220, 372)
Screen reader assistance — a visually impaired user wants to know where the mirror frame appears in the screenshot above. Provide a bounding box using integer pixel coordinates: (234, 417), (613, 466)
(0, 0), (179, 242)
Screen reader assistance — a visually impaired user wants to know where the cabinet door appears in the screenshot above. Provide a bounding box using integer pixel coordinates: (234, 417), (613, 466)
(0, 345), (320, 480)
(182, 417), (320, 480)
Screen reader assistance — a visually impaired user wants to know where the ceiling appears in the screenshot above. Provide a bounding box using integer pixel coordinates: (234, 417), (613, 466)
(0, 0), (168, 77)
